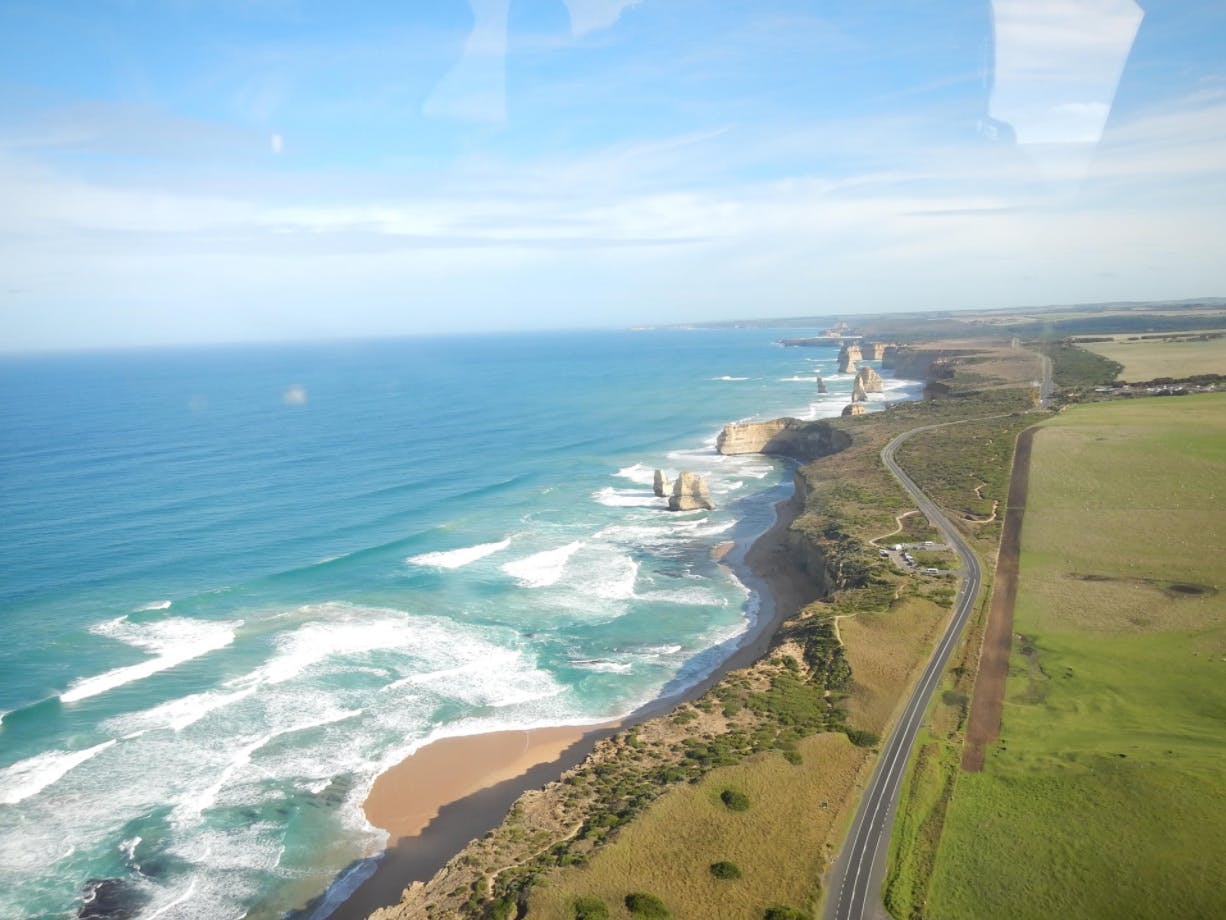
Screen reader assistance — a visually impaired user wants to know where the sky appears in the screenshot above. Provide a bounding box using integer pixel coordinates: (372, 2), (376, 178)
(1, 0), (1224, 350)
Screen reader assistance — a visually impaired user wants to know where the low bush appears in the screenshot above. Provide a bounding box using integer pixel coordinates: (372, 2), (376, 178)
(720, 789), (750, 811)
(763, 906), (813, 920)
(846, 729), (879, 748)
(709, 860), (743, 880)
(573, 895), (609, 919)
(624, 892), (670, 917)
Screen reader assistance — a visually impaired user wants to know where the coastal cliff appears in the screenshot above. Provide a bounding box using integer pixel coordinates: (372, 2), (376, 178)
(716, 418), (851, 462)
(889, 345), (976, 381)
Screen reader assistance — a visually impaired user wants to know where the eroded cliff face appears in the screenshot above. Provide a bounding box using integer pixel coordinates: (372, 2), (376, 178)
(785, 472), (836, 595)
(716, 418), (851, 462)
(857, 365), (884, 393)
(841, 403), (866, 416)
(837, 344), (862, 374)
(889, 345), (977, 381)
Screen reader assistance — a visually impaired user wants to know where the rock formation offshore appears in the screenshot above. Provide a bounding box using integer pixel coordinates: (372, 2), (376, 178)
(653, 469), (670, 498)
(838, 343), (862, 374)
(856, 365), (884, 393)
(668, 472), (714, 511)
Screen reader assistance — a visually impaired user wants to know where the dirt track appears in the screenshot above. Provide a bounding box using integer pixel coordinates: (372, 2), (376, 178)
(961, 425), (1038, 772)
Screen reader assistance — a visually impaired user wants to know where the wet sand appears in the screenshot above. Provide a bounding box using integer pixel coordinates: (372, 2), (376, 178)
(329, 481), (816, 919)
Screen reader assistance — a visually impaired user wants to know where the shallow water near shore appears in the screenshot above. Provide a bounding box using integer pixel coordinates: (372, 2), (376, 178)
(0, 329), (919, 919)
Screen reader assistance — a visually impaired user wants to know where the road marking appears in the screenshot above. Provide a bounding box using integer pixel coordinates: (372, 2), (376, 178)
(825, 418), (995, 920)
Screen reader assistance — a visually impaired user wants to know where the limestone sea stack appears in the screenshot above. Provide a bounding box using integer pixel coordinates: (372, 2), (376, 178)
(668, 472), (714, 511)
(881, 345), (898, 370)
(842, 403), (866, 417)
(851, 375), (868, 402)
(838, 343), (862, 374)
(816, 374), (827, 394)
(857, 365), (884, 393)
(860, 342), (880, 361)
(653, 469), (670, 498)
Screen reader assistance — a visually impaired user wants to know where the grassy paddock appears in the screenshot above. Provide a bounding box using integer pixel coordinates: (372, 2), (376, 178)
(1081, 334), (1226, 381)
(916, 393), (1226, 919)
(528, 735), (862, 920)
(532, 594), (950, 920)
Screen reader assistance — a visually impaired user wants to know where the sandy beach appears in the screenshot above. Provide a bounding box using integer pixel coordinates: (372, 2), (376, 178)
(363, 725), (619, 843)
(328, 482), (817, 919)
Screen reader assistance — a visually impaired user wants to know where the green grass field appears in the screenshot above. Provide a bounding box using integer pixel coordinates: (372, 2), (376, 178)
(915, 394), (1226, 919)
(1081, 335), (1226, 381)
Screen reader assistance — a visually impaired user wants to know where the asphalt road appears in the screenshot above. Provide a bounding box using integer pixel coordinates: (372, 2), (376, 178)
(823, 422), (985, 920)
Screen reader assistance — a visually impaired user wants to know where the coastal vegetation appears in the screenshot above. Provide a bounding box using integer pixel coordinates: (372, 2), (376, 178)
(888, 394), (1226, 919)
(1034, 341), (1122, 388)
(367, 337), (1054, 920)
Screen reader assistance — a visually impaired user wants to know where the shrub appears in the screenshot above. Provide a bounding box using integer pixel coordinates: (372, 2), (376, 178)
(710, 860), (743, 880)
(764, 907), (813, 920)
(624, 892), (670, 917)
(720, 789), (750, 811)
(846, 728), (879, 748)
(573, 895), (609, 920)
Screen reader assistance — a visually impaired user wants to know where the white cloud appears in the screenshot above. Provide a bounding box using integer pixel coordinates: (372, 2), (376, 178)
(991, 0), (1143, 144)
(563, 0), (641, 37)
(2, 81), (1224, 350)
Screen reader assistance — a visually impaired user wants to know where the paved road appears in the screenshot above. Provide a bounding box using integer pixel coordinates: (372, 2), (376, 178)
(824, 422), (985, 920)
(1038, 353), (1054, 407)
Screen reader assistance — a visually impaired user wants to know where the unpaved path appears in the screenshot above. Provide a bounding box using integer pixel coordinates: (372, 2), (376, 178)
(960, 424), (1037, 772)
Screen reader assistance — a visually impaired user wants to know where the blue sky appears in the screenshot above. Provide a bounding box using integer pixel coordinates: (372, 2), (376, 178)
(1, 1), (1224, 348)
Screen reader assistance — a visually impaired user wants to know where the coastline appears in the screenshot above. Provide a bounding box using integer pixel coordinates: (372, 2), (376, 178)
(326, 477), (817, 920)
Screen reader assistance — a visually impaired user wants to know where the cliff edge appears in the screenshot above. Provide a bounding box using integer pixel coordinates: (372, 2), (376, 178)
(716, 418), (852, 462)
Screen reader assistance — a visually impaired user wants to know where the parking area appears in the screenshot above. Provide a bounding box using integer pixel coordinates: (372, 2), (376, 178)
(878, 541), (954, 576)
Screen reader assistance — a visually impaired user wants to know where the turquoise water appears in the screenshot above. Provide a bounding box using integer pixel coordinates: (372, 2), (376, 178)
(0, 330), (919, 919)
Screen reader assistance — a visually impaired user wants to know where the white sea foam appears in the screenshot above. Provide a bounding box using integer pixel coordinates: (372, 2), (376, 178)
(613, 463), (657, 486)
(778, 376), (815, 382)
(135, 600), (172, 611)
(501, 541), (584, 588)
(401, 646), (563, 708)
(306, 856), (382, 920)
(587, 553), (640, 601)
(0, 740), (117, 805)
(62, 618), (240, 703)
(592, 487), (660, 508)
(107, 687), (257, 733)
(572, 659), (633, 674)
(407, 538), (511, 570)
(644, 644), (684, 656)
(251, 615), (417, 685)
(640, 587), (726, 606)
(713, 375), (748, 381)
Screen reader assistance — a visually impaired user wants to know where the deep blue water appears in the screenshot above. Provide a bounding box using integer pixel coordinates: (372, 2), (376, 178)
(0, 329), (919, 919)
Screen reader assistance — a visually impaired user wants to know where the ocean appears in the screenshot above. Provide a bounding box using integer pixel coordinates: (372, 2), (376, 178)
(0, 329), (920, 919)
